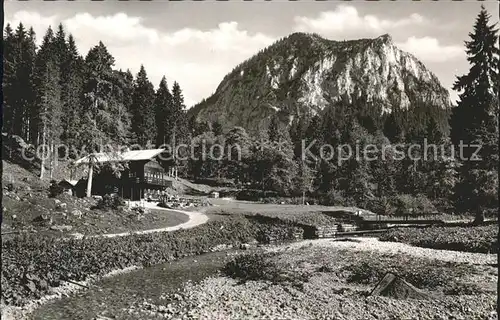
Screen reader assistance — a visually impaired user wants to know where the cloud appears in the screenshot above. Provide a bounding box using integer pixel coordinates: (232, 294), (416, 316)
(7, 11), (58, 45)
(294, 5), (427, 36)
(5, 11), (275, 107)
(292, 6), (464, 65)
(5, 9), (464, 106)
(64, 13), (161, 46)
(397, 37), (464, 62)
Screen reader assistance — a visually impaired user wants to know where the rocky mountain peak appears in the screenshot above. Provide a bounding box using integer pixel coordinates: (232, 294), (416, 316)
(189, 33), (451, 135)
(376, 33), (393, 44)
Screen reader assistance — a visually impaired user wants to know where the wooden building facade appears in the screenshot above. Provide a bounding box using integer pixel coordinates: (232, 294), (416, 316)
(73, 149), (173, 201)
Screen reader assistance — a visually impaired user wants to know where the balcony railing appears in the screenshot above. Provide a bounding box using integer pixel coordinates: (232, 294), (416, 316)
(144, 177), (170, 186)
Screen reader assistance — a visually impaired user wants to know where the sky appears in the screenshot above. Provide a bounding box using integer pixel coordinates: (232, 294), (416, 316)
(5, 1), (499, 108)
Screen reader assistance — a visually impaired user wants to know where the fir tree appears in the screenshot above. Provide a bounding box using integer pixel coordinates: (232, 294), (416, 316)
(154, 76), (173, 146)
(451, 6), (499, 221)
(3, 24), (16, 135)
(33, 27), (63, 179)
(212, 121), (223, 136)
(60, 33), (84, 156)
(81, 41), (132, 195)
(223, 126), (252, 182)
(268, 114), (280, 142)
(171, 81), (189, 144)
(3, 23), (37, 140)
(25, 27), (38, 143)
(130, 65), (156, 146)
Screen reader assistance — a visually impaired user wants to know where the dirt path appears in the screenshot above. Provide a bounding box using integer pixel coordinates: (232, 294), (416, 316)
(2, 203), (210, 320)
(71, 202), (209, 239)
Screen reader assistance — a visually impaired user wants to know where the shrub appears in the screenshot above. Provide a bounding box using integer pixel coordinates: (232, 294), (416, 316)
(366, 196), (393, 215)
(48, 180), (64, 198)
(414, 194), (437, 214)
(95, 194), (126, 210)
(1, 215), (302, 306)
(432, 198), (454, 214)
(344, 255), (477, 294)
(380, 225), (498, 254)
(223, 252), (280, 281)
(195, 178), (235, 187)
(391, 194), (416, 216)
(236, 189), (279, 201)
(320, 189), (347, 206)
(389, 194), (436, 217)
(223, 252), (310, 288)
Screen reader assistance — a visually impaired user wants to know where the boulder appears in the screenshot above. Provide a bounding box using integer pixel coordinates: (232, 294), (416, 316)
(33, 214), (53, 225)
(56, 203), (67, 209)
(71, 209), (83, 218)
(50, 225), (73, 232)
(71, 233), (84, 239)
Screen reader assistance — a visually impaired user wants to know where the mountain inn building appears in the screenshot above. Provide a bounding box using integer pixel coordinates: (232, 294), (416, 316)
(72, 149), (174, 201)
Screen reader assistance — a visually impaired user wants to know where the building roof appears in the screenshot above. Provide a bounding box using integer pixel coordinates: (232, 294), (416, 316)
(74, 149), (165, 165)
(59, 179), (79, 187)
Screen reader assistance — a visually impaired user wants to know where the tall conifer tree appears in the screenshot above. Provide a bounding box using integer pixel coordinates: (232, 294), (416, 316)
(130, 65), (156, 146)
(451, 6), (499, 221)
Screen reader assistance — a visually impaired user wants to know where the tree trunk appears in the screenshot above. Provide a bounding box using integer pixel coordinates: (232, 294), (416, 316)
(54, 142), (58, 174)
(40, 124), (47, 179)
(49, 143), (54, 180)
(261, 171), (265, 192)
(473, 210), (485, 225)
(86, 163), (94, 198)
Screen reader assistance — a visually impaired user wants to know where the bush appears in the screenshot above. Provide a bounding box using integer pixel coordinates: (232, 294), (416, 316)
(365, 194), (438, 217)
(95, 194), (126, 210)
(223, 252), (310, 288)
(344, 254), (479, 294)
(366, 196), (393, 215)
(223, 252), (280, 281)
(432, 198), (454, 214)
(391, 194), (416, 216)
(48, 180), (64, 198)
(1, 215), (302, 306)
(195, 178), (235, 187)
(320, 189), (347, 206)
(414, 194), (437, 213)
(379, 225), (498, 253)
(236, 189), (279, 201)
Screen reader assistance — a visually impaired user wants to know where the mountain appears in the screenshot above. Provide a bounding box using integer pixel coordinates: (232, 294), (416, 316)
(189, 32), (451, 136)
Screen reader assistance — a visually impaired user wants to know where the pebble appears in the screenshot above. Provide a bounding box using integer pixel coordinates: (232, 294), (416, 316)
(129, 239), (497, 320)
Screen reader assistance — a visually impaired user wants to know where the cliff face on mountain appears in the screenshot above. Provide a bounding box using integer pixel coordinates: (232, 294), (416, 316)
(189, 32), (451, 136)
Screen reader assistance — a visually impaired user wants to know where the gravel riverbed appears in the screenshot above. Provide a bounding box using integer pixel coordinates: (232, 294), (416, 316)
(128, 238), (497, 320)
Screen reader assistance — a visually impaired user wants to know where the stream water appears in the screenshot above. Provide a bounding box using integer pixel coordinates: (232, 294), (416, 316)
(29, 250), (243, 320)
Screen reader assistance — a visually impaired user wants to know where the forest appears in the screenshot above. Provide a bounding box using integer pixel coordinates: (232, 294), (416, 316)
(2, 6), (498, 222)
